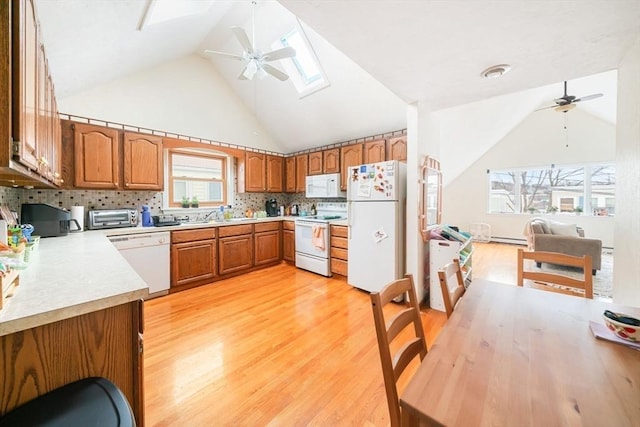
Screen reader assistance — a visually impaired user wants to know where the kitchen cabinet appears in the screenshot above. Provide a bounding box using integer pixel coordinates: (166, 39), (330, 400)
(0, 300), (145, 426)
(387, 135), (407, 162)
(330, 224), (348, 276)
(363, 139), (386, 164)
(123, 132), (163, 190)
(171, 228), (217, 291)
(283, 220), (295, 263)
(285, 156), (296, 192)
(266, 155), (283, 192)
(1, 0), (62, 188)
(254, 222), (281, 266)
(308, 151), (323, 175)
(73, 123), (120, 189)
(218, 224), (254, 275)
(340, 143), (363, 190)
(323, 148), (340, 174)
(295, 154), (308, 193)
(244, 152), (283, 193)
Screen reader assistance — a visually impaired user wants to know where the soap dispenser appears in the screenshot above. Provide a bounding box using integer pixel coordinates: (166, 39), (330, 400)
(141, 205), (153, 227)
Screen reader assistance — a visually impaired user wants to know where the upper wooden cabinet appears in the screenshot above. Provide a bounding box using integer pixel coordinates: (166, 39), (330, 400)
(2, 0), (62, 187)
(295, 154), (308, 193)
(323, 148), (340, 174)
(123, 132), (163, 190)
(74, 123), (120, 189)
(308, 151), (323, 175)
(387, 135), (407, 162)
(244, 152), (283, 193)
(364, 139), (386, 164)
(340, 143), (363, 190)
(285, 156), (296, 193)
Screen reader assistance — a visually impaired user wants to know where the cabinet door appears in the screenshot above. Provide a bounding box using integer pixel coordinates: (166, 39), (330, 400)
(340, 144), (363, 190)
(12, 0), (39, 171)
(283, 229), (295, 263)
(219, 234), (254, 275)
(323, 148), (340, 174)
(74, 123), (120, 188)
(123, 132), (163, 190)
(363, 139), (386, 164)
(308, 152), (323, 175)
(387, 136), (407, 162)
(295, 154), (308, 193)
(245, 152), (266, 192)
(285, 157), (296, 193)
(255, 230), (281, 266)
(171, 239), (217, 288)
(266, 155), (283, 193)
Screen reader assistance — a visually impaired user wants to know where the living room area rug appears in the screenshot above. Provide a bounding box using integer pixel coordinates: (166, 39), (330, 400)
(535, 250), (613, 300)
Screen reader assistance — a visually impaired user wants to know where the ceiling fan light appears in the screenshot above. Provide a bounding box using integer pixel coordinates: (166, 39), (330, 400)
(480, 64), (511, 79)
(555, 103), (576, 113)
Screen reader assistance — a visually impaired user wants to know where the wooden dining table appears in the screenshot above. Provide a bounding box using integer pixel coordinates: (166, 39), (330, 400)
(400, 279), (640, 427)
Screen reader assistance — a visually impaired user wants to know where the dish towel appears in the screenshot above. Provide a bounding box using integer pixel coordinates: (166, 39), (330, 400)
(312, 225), (325, 250)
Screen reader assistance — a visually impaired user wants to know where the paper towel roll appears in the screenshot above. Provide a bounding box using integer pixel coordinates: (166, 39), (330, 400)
(70, 206), (84, 232)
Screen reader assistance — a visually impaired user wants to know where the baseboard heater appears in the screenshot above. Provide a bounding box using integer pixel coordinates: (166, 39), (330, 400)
(483, 236), (526, 245)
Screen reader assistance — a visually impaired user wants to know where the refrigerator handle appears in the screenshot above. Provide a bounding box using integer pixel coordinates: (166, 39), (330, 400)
(347, 201), (352, 239)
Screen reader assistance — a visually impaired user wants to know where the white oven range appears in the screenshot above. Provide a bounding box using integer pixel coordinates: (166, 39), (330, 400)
(294, 203), (347, 276)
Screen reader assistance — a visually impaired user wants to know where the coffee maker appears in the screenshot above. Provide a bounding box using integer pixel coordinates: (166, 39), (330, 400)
(265, 198), (278, 217)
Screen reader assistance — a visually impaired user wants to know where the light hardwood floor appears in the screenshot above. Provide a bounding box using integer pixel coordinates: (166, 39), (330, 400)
(143, 242), (515, 426)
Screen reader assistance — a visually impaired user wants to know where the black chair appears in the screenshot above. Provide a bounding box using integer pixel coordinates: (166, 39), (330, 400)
(0, 377), (136, 427)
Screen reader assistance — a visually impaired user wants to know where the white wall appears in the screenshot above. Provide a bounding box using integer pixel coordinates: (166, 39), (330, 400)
(440, 107), (616, 247)
(59, 54), (282, 152)
(614, 37), (640, 307)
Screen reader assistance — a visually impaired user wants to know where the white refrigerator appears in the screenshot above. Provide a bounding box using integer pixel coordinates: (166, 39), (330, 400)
(347, 160), (406, 293)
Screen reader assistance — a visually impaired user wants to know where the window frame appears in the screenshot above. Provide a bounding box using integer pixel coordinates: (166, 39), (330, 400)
(167, 149), (228, 208)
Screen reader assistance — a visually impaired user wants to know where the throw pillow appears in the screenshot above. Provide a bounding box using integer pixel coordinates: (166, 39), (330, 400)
(531, 223), (545, 234)
(549, 222), (578, 236)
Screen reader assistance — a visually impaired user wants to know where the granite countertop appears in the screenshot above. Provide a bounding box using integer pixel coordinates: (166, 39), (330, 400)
(0, 231), (149, 336)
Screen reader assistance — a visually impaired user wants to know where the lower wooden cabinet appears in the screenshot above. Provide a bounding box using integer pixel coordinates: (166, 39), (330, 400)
(330, 225), (348, 276)
(171, 228), (216, 291)
(218, 225), (254, 275)
(254, 222), (281, 266)
(283, 220), (295, 263)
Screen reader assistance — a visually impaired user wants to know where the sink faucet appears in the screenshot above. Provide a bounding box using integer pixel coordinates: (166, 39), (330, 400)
(201, 210), (217, 222)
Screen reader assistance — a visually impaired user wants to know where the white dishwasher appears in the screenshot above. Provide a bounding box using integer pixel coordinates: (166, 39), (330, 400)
(109, 231), (170, 298)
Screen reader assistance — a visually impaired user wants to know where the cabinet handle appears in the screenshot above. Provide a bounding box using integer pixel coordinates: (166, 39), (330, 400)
(125, 183), (129, 187)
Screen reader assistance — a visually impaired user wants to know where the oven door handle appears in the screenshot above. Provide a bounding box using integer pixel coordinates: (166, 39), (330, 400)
(295, 222), (327, 230)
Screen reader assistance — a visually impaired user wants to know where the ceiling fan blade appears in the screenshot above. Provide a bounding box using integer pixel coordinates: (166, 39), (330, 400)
(574, 93), (603, 103)
(534, 104), (558, 112)
(231, 26), (253, 54)
(203, 50), (245, 61)
(240, 60), (258, 80)
(262, 46), (296, 62)
(261, 64), (289, 81)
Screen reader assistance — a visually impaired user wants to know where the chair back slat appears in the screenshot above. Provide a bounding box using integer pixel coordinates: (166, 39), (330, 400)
(437, 259), (466, 318)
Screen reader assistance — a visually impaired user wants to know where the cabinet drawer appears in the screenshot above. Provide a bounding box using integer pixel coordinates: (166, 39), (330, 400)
(330, 225), (348, 238)
(218, 224), (253, 237)
(331, 236), (348, 249)
(330, 247), (348, 260)
(331, 258), (348, 276)
(172, 228), (216, 243)
(282, 220), (295, 231)
(254, 222), (280, 233)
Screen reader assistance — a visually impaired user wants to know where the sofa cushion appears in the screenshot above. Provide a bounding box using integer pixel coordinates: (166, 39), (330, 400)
(549, 222), (579, 236)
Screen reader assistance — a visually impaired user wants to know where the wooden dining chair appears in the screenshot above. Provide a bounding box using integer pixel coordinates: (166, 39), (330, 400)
(370, 274), (428, 427)
(438, 259), (466, 318)
(517, 248), (593, 299)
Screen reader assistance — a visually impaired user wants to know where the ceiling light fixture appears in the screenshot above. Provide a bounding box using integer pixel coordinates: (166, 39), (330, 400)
(555, 103), (577, 113)
(480, 64), (511, 79)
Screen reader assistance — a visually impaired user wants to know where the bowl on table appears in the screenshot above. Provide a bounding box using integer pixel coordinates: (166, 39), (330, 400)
(602, 311), (640, 342)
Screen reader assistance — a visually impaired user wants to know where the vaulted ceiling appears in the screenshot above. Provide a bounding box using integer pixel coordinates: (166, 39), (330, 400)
(35, 0), (640, 152)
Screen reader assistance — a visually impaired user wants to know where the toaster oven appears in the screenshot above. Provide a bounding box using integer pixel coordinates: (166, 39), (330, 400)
(87, 209), (138, 230)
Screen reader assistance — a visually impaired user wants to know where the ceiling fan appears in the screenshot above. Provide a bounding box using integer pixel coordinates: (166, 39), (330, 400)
(203, 1), (295, 81)
(536, 81), (604, 113)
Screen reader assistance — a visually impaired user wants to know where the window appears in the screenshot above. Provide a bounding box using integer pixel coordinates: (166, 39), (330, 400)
(274, 25), (330, 98)
(168, 150), (227, 208)
(488, 163), (614, 216)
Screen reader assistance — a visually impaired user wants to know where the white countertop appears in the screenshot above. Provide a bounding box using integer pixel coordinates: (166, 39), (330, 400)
(0, 231), (149, 336)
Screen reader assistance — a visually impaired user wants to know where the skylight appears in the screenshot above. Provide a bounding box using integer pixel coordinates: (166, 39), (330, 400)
(274, 25), (330, 98)
(138, 0), (215, 31)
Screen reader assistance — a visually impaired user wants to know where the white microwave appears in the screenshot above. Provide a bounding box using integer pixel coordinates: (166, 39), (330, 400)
(305, 173), (346, 198)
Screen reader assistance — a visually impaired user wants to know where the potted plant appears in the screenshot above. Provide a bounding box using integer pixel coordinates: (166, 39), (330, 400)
(547, 205), (558, 214)
(181, 196), (190, 208)
(191, 196), (199, 208)
(574, 206), (583, 215)
(527, 207), (536, 214)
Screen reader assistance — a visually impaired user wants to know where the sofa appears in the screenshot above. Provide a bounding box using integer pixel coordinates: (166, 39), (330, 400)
(523, 218), (602, 275)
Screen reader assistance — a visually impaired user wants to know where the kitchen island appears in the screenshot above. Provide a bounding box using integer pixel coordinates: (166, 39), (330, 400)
(0, 231), (148, 425)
